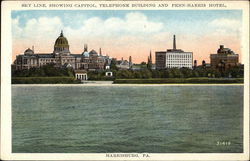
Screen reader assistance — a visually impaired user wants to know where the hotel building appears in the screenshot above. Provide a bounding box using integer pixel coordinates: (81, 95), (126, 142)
(210, 45), (239, 71)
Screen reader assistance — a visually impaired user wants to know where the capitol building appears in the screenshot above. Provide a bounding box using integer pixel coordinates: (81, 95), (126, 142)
(13, 31), (112, 71)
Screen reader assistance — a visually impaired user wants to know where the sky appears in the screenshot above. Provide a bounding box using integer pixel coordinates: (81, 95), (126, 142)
(12, 10), (242, 64)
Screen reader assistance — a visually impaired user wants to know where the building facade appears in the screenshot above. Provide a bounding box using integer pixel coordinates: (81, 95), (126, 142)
(155, 52), (166, 69)
(13, 31), (112, 71)
(210, 45), (239, 71)
(155, 35), (193, 69)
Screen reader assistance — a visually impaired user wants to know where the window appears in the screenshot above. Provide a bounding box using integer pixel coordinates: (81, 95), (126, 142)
(24, 59), (28, 64)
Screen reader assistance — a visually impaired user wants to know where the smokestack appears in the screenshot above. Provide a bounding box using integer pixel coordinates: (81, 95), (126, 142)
(32, 45), (34, 53)
(84, 44), (88, 52)
(173, 35), (176, 50)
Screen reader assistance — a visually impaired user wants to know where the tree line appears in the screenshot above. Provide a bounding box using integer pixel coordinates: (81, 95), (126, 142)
(12, 63), (244, 80)
(112, 66), (244, 79)
(12, 64), (75, 77)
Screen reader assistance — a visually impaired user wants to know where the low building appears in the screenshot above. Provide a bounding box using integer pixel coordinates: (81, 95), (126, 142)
(116, 57), (132, 70)
(75, 70), (88, 81)
(131, 65), (141, 71)
(156, 35), (193, 69)
(210, 45), (239, 71)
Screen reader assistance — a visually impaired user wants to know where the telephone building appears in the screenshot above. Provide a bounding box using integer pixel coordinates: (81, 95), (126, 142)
(156, 35), (193, 69)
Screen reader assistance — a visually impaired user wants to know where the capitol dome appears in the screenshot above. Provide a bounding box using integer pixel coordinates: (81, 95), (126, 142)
(53, 30), (70, 54)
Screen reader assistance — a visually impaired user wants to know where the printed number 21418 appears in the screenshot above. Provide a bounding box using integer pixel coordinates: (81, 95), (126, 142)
(216, 141), (231, 146)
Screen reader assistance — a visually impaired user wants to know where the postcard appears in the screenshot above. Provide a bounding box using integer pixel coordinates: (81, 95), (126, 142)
(1, 0), (249, 160)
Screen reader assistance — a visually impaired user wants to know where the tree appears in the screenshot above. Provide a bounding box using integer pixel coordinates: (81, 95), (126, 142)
(225, 65), (244, 78)
(12, 64), (75, 77)
(152, 70), (161, 78)
(140, 69), (152, 79)
(116, 70), (133, 79)
(110, 59), (118, 70)
(180, 67), (193, 78)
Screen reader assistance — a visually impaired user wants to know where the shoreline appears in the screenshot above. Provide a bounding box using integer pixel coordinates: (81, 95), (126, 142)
(11, 83), (244, 86)
(12, 78), (244, 85)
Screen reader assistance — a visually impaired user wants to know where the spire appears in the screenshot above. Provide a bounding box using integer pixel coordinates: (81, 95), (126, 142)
(60, 30), (63, 37)
(147, 50), (152, 69)
(99, 48), (102, 56)
(129, 56), (132, 68)
(149, 50), (152, 62)
(173, 35), (176, 50)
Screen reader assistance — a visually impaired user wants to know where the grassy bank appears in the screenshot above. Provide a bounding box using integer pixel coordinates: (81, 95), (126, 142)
(12, 77), (244, 84)
(12, 77), (79, 84)
(113, 78), (244, 84)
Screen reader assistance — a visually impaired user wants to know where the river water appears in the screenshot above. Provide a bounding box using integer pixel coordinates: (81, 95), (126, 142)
(12, 85), (243, 153)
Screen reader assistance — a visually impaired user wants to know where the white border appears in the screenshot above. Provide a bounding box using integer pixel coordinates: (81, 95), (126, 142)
(1, 1), (249, 160)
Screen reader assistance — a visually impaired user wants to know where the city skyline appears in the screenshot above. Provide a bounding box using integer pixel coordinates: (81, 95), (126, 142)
(12, 10), (242, 64)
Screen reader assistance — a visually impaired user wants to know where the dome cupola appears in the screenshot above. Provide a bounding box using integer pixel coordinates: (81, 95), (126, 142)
(89, 49), (98, 57)
(53, 30), (70, 54)
(24, 48), (34, 55)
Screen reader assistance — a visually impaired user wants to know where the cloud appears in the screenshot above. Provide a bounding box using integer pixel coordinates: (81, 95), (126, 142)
(209, 18), (241, 32)
(12, 12), (164, 41)
(63, 12), (164, 41)
(205, 18), (242, 43)
(12, 17), (22, 38)
(12, 16), (64, 41)
(124, 12), (163, 34)
(11, 12), (242, 64)
(210, 18), (240, 27)
(12, 12), (166, 61)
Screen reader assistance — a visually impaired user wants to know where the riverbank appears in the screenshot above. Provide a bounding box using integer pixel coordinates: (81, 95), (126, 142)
(12, 77), (244, 84)
(113, 78), (244, 84)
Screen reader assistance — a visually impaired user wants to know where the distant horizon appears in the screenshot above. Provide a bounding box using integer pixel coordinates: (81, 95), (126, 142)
(12, 10), (242, 64)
